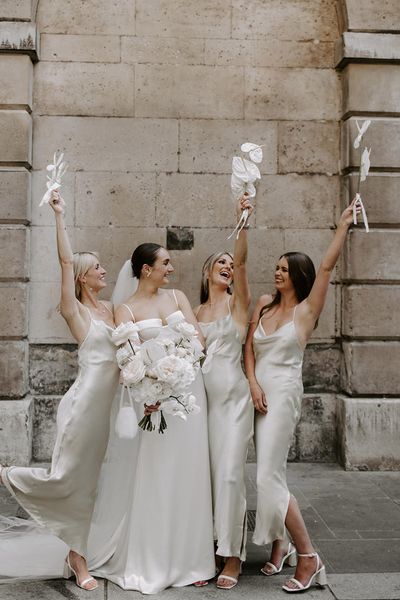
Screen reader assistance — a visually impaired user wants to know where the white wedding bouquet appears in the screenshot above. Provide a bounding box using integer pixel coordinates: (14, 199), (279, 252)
(112, 313), (203, 434)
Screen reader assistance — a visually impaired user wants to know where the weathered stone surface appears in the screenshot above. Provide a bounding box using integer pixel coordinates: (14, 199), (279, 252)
(33, 117), (178, 172)
(343, 64), (400, 115)
(0, 1), (32, 21)
(30, 226), (60, 282)
(135, 65), (244, 119)
(29, 282), (74, 344)
(303, 343), (341, 392)
(0, 225), (29, 280)
(0, 111), (32, 165)
(0, 398), (33, 466)
(156, 173), (237, 228)
(136, 0), (231, 38)
(0, 341), (28, 398)
(256, 175), (337, 229)
(278, 121), (339, 174)
(75, 172), (156, 227)
(342, 118), (400, 171)
(37, 0), (135, 35)
(205, 39), (334, 68)
(337, 396), (400, 470)
(179, 119), (277, 174)
(0, 55), (32, 106)
(0, 22), (37, 61)
(297, 394), (337, 461)
(283, 228), (336, 277)
(343, 285), (400, 338)
(40, 34), (120, 63)
(344, 229), (400, 281)
(336, 32), (400, 66)
(166, 228), (194, 251)
(345, 0), (400, 32)
(232, 0), (338, 41)
(0, 170), (30, 222)
(342, 341), (400, 396)
(0, 284), (27, 338)
(34, 62), (134, 117)
(30, 344), (77, 395)
(122, 36), (204, 65)
(245, 68), (340, 120)
(343, 174), (400, 226)
(32, 396), (60, 462)
(31, 170), (75, 227)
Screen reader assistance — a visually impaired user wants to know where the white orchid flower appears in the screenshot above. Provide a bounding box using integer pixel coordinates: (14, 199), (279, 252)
(353, 120), (371, 149)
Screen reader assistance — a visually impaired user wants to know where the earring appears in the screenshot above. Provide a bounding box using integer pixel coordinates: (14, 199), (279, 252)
(146, 271), (151, 278)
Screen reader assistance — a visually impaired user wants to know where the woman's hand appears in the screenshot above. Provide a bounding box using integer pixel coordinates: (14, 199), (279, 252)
(236, 192), (254, 222)
(49, 190), (65, 215)
(339, 196), (361, 228)
(144, 401), (161, 416)
(249, 381), (268, 415)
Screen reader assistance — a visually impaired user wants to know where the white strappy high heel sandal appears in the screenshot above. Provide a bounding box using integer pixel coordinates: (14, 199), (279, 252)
(63, 555), (98, 591)
(261, 542), (297, 576)
(282, 552), (327, 593)
(216, 561), (242, 590)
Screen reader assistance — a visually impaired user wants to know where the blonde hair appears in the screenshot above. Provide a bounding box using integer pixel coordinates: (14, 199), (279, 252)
(73, 252), (99, 300)
(200, 251), (233, 304)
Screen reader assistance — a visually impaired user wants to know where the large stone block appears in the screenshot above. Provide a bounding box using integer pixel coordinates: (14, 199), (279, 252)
(245, 68), (340, 120)
(0, 225), (29, 280)
(342, 341), (400, 396)
(296, 394), (337, 462)
(342, 174), (400, 226)
(37, 0), (135, 35)
(303, 343), (341, 393)
(0, 111), (32, 165)
(30, 344), (77, 395)
(34, 62), (134, 117)
(31, 170), (75, 227)
(135, 65), (244, 119)
(336, 32), (400, 66)
(122, 36), (204, 65)
(343, 229), (400, 281)
(34, 117), (178, 172)
(75, 172), (156, 227)
(0, 341), (28, 398)
(0, 170), (30, 223)
(29, 282), (73, 343)
(0, 283), (27, 338)
(342, 117), (400, 171)
(0, 398), (33, 466)
(205, 39), (334, 69)
(232, 0), (338, 41)
(32, 396), (60, 462)
(136, 0), (231, 38)
(342, 285), (400, 338)
(179, 120), (277, 174)
(30, 226), (60, 283)
(337, 396), (400, 470)
(0, 55), (32, 106)
(343, 64), (400, 116)
(278, 121), (339, 174)
(256, 175), (337, 229)
(156, 173), (237, 228)
(345, 0), (400, 32)
(0, 1), (32, 20)
(40, 34), (120, 63)
(283, 227), (336, 277)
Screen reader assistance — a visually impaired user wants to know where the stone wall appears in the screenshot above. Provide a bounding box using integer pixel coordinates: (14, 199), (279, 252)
(0, 0), (399, 468)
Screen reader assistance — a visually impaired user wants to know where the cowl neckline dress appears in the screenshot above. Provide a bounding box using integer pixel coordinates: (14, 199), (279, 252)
(252, 314), (304, 545)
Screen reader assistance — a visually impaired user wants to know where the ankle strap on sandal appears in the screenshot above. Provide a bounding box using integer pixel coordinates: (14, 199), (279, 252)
(297, 552), (318, 558)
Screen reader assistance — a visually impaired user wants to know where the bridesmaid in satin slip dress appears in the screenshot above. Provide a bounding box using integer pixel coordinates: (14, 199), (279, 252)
(0, 191), (119, 591)
(244, 200), (361, 593)
(92, 243), (215, 594)
(195, 195), (254, 590)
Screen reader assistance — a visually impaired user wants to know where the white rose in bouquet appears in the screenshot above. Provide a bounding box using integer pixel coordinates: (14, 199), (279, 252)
(153, 355), (195, 389)
(112, 322), (140, 347)
(173, 321), (197, 337)
(122, 355), (146, 385)
(141, 338), (168, 365)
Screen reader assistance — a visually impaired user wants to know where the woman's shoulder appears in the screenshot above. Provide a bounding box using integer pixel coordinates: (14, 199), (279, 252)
(257, 293), (273, 307)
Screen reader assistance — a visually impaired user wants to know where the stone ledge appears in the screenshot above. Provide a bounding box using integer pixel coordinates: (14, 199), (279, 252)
(0, 22), (38, 61)
(342, 341), (400, 396)
(336, 32), (400, 68)
(337, 395), (400, 470)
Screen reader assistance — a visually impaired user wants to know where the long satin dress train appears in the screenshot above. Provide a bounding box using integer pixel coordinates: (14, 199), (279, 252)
(252, 310), (303, 545)
(2, 313), (120, 558)
(90, 309), (215, 594)
(199, 300), (253, 561)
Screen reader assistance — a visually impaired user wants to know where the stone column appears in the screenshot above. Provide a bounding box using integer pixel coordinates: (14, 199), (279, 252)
(0, 7), (38, 464)
(336, 0), (400, 469)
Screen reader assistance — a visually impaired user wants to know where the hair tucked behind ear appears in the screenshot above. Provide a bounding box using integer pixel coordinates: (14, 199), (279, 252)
(73, 252), (99, 300)
(131, 243), (162, 279)
(200, 251), (233, 304)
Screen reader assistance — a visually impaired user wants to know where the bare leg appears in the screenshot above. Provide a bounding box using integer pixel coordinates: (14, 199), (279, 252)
(217, 556), (241, 588)
(68, 550), (98, 591)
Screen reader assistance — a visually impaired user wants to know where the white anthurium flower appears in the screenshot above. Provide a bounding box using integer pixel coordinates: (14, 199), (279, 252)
(353, 120), (371, 149)
(232, 156), (261, 183)
(241, 142), (263, 163)
(360, 147), (371, 182)
(39, 150), (68, 206)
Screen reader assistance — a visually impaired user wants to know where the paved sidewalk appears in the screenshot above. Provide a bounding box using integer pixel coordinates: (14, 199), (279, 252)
(1, 463), (399, 600)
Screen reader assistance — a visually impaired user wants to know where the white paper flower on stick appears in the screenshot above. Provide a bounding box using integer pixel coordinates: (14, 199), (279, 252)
(352, 121), (373, 233)
(353, 119), (371, 149)
(39, 151), (68, 207)
(240, 142), (263, 163)
(360, 147), (371, 182)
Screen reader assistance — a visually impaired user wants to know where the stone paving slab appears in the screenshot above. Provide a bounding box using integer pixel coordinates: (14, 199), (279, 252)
(328, 573), (400, 600)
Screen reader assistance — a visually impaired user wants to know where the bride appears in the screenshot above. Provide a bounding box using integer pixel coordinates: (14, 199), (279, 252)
(90, 243), (215, 593)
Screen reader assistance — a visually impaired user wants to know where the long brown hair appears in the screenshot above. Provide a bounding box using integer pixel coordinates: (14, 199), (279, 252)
(260, 252), (316, 323)
(200, 251), (233, 304)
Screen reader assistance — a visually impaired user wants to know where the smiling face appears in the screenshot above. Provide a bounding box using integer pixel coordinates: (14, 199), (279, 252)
(274, 256), (294, 293)
(209, 253), (234, 289)
(82, 261), (107, 292)
(146, 247), (174, 286)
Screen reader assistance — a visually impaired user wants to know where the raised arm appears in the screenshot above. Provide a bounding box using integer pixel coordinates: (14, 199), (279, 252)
(244, 295), (271, 414)
(232, 194), (253, 318)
